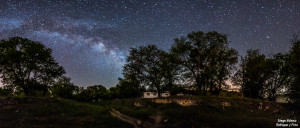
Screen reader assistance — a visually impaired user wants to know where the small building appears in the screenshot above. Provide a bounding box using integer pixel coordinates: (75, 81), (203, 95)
(161, 92), (171, 97)
(176, 93), (184, 96)
(142, 91), (170, 98)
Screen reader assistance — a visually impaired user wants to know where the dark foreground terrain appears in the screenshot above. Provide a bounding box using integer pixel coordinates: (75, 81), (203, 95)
(0, 96), (298, 128)
(0, 97), (131, 128)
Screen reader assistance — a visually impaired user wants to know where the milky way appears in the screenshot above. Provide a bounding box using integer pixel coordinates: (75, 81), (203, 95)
(0, 0), (299, 88)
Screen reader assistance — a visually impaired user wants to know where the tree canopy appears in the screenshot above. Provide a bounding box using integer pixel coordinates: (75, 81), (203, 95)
(0, 32), (299, 108)
(287, 38), (300, 106)
(0, 37), (65, 95)
(123, 45), (169, 97)
(171, 31), (238, 94)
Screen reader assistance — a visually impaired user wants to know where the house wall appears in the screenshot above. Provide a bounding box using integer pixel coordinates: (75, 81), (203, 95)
(161, 92), (170, 97)
(142, 92), (171, 98)
(143, 92), (158, 98)
(176, 93), (184, 96)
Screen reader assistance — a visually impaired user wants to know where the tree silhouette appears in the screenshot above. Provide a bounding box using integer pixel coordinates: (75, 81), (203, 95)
(0, 37), (65, 95)
(265, 53), (290, 100)
(115, 78), (141, 98)
(50, 76), (78, 99)
(123, 45), (169, 97)
(287, 36), (300, 106)
(171, 31), (238, 94)
(159, 52), (181, 94)
(85, 85), (108, 101)
(234, 49), (276, 99)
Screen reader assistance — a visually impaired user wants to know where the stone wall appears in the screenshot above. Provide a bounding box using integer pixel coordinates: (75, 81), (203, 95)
(152, 98), (197, 106)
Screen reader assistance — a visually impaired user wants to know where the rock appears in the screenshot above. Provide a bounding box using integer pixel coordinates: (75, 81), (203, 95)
(137, 120), (142, 125)
(221, 101), (231, 110)
(134, 102), (142, 107)
(163, 119), (168, 123)
(264, 105), (270, 111)
(258, 102), (263, 110)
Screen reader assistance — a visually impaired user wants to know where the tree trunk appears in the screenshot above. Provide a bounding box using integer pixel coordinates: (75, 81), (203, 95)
(23, 87), (29, 96)
(218, 80), (222, 91)
(157, 87), (161, 97)
(209, 78), (214, 93)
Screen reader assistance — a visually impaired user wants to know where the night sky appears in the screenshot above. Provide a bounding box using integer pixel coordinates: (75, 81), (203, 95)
(0, 0), (299, 88)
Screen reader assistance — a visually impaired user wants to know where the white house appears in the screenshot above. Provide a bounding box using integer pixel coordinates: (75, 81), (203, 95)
(142, 91), (170, 98)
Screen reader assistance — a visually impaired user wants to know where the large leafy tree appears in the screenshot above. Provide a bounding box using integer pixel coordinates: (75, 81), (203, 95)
(264, 53), (291, 100)
(233, 50), (294, 100)
(232, 56), (247, 97)
(160, 52), (181, 93)
(85, 85), (108, 101)
(0, 37), (65, 95)
(122, 46), (149, 97)
(171, 31), (238, 94)
(243, 50), (266, 98)
(214, 47), (238, 93)
(50, 76), (79, 99)
(123, 45), (170, 97)
(233, 49), (275, 99)
(110, 78), (141, 98)
(287, 38), (300, 106)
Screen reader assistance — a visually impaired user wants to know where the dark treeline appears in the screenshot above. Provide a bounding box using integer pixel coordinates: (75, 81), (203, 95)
(0, 31), (299, 107)
(121, 31), (239, 97)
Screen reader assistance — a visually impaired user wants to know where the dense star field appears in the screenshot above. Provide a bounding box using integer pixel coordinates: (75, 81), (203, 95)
(0, 0), (299, 87)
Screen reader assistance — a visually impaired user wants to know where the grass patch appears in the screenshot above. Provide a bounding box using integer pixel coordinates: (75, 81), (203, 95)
(0, 97), (131, 128)
(106, 98), (156, 120)
(0, 96), (298, 128)
(106, 96), (299, 128)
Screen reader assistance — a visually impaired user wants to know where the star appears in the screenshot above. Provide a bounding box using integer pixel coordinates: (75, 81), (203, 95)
(0, 0), (299, 87)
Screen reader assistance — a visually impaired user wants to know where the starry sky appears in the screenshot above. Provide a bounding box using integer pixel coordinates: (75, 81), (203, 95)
(0, 0), (299, 88)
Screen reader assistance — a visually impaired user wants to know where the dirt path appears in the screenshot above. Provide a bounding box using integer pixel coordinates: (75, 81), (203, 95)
(109, 109), (161, 128)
